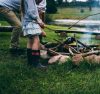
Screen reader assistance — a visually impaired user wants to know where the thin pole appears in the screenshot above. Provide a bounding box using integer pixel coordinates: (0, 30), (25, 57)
(68, 12), (100, 29)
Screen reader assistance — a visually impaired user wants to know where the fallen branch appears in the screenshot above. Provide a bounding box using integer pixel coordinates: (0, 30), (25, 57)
(55, 30), (100, 35)
(68, 12), (100, 29)
(47, 49), (60, 56)
(69, 47), (74, 56)
(69, 46), (80, 54)
(0, 26), (14, 32)
(82, 50), (100, 57)
(72, 50), (100, 65)
(76, 40), (92, 50)
(47, 49), (72, 56)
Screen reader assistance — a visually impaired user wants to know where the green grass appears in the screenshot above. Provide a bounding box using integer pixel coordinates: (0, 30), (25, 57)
(45, 25), (100, 45)
(0, 7), (100, 94)
(0, 47), (100, 94)
(48, 7), (100, 20)
(0, 54), (100, 94)
(0, 26), (100, 94)
(0, 21), (9, 26)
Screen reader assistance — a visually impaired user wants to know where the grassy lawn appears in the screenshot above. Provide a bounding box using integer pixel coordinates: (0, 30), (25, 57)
(48, 7), (100, 20)
(0, 27), (100, 94)
(0, 7), (100, 94)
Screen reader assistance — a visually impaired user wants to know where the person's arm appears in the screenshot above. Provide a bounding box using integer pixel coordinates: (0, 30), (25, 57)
(26, 0), (44, 28)
(37, 0), (46, 22)
(37, 0), (46, 13)
(26, 0), (39, 20)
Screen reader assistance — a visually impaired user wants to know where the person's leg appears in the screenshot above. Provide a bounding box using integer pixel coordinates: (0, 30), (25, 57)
(31, 36), (40, 67)
(7, 11), (21, 49)
(32, 36), (40, 50)
(26, 35), (40, 67)
(27, 38), (33, 65)
(31, 36), (47, 68)
(26, 35), (47, 68)
(0, 7), (21, 49)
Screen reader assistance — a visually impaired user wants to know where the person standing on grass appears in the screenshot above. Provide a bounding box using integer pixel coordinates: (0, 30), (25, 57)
(0, 0), (46, 55)
(21, 0), (46, 68)
(0, 0), (22, 54)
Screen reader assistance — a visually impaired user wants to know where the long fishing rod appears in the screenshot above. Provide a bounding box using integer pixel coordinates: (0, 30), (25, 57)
(45, 25), (56, 31)
(45, 12), (100, 31)
(68, 12), (100, 29)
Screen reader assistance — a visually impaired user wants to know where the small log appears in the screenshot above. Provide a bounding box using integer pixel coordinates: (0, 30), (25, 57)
(48, 55), (70, 64)
(55, 30), (100, 35)
(69, 46), (80, 54)
(64, 44), (99, 48)
(48, 55), (62, 64)
(69, 47), (74, 56)
(59, 55), (70, 64)
(72, 50), (100, 65)
(0, 26), (14, 32)
(84, 55), (100, 64)
(72, 54), (83, 65)
(47, 49), (60, 56)
(58, 52), (71, 56)
(47, 49), (72, 56)
(77, 40), (91, 50)
(82, 50), (100, 57)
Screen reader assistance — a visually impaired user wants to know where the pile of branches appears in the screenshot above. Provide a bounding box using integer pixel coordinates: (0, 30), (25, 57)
(40, 37), (100, 65)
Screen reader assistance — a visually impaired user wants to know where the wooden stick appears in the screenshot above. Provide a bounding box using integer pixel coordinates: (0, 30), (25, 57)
(68, 12), (100, 29)
(76, 40), (92, 50)
(0, 26), (14, 32)
(69, 46), (80, 54)
(55, 30), (100, 35)
(69, 48), (74, 56)
(47, 49), (61, 55)
(82, 50), (100, 57)
(48, 49), (72, 56)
